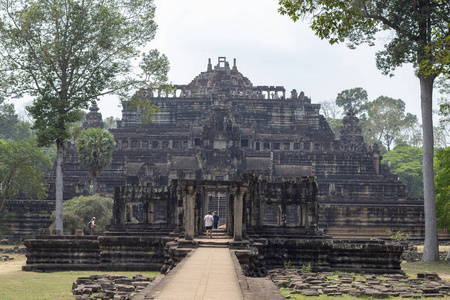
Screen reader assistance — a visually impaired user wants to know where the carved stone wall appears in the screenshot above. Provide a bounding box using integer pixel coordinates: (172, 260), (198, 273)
(23, 177), (404, 275)
(6, 57), (444, 241)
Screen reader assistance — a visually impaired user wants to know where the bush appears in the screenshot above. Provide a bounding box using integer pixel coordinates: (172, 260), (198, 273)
(50, 195), (113, 235)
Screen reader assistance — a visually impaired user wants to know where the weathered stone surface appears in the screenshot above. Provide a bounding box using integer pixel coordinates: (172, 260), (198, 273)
(71, 274), (157, 299)
(7, 57), (448, 244)
(300, 289), (320, 296)
(271, 271), (450, 298)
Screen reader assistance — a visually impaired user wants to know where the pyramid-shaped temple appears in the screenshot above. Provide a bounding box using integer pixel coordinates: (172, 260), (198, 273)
(7, 57), (443, 242)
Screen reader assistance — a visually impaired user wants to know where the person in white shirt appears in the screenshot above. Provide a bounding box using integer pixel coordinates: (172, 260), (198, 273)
(204, 211), (214, 239)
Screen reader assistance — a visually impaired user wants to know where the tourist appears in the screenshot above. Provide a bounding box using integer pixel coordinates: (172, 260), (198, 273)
(88, 217), (96, 235)
(204, 211), (214, 239)
(213, 211), (220, 229)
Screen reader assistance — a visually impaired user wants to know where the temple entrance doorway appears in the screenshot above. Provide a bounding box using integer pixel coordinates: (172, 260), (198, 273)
(182, 180), (247, 241)
(206, 190), (227, 228)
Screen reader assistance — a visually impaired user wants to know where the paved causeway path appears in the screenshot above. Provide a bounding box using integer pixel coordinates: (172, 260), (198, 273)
(152, 247), (243, 300)
(133, 240), (284, 300)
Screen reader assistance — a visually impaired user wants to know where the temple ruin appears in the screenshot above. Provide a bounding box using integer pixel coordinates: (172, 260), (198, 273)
(23, 176), (403, 274)
(6, 57), (446, 242)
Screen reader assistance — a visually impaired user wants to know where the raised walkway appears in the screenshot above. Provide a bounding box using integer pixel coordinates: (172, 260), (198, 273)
(132, 236), (284, 300)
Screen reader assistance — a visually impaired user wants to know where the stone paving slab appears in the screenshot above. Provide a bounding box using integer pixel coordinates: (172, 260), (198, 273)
(145, 248), (244, 300)
(133, 246), (284, 300)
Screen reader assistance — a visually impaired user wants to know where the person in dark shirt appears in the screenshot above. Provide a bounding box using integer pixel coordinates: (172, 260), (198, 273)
(213, 211), (219, 229)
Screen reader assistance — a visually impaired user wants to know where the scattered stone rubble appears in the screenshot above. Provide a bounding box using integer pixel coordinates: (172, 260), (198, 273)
(269, 270), (450, 298)
(0, 246), (27, 254)
(402, 244), (449, 262)
(0, 246), (26, 261)
(72, 274), (157, 300)
(1, 255), (14, 261)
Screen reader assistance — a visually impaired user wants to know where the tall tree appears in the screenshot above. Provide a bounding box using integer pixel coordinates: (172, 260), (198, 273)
(0, 101), (32, 141)
(0, 0), (169, 233)
(335, 87), (368, 116)
(382, 143), (424, 198)
(0, 138), (52, 212)
(278, 0), (450, 261)
(434, 125), (449, 149)
(434, 146), (450, 231)
(75, 128), (115, 195)
(364, 96), (419, 151)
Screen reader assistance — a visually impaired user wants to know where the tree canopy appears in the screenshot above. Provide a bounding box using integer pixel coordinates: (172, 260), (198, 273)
(382, 143), (423, 199)
(0, 101), (32, 141)
(434, 146), (450, 231)
(325, 88), (420, 151)
(278, 0), (450, 260)
(75, 127), (116, 194)
(335, 87), (368, 115)
(0, 138), (52, 212)
(364, 96), (419, 151)
(0, 0), (169, 233)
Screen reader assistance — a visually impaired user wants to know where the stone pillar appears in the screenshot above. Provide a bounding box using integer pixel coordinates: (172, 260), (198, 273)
(184, 185), (196, 240)
(145, 202), (152, 223)
(227, 192), (233, 236)
(113, 187), (127, 225)
(207, 58), (212, 71)
(233, 185), (247, 241)
(372, 146), (381, 175)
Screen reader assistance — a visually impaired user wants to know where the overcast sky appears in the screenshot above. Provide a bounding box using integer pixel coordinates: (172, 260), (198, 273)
(14, 0), (438, 122)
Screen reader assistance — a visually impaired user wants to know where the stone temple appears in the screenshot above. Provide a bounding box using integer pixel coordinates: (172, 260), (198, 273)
(6, 57), (444, 241)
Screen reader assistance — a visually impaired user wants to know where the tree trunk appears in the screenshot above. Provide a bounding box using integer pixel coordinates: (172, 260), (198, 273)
(420, 75), (439, 261)
(93, 176), (97, 195)
(55, 142), (64, 235)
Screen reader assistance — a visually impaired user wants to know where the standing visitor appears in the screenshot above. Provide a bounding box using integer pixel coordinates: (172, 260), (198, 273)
(213, 211), (220, 229)
(204, 211), (214, 239)
(88, 217), (96, 235)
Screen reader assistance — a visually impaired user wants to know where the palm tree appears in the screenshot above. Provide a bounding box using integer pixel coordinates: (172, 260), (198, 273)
(75, 128), (116, 195)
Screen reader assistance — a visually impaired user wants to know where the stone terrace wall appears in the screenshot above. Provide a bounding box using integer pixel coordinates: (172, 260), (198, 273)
(319, 201), (426, 240)
(329, 240), (403, 273)
(240, 238), (403, 276)
(98, 235), (169, 271)
(23, 235), (170, 272)
(23, 236), (99, 272)
(4, 200), (54, 238)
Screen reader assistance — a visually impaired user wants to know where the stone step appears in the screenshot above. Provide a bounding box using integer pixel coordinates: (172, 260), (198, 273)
(197, 243), (230, 248)
(197, 235), (231, 240)
(196, 239), (231, 248)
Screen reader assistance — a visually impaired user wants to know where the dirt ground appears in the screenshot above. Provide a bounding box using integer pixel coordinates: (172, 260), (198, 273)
(0, 253), (26, 275)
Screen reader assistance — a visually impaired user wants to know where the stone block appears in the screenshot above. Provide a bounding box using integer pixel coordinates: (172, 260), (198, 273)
(115, 284), (135, 292)
(75, 229), (84, 236)
(300, 289), (320, 296)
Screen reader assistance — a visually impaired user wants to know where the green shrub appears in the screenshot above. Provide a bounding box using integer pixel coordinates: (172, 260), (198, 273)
(284, 260), (295, 270)
(386, 229), (410, 242)
(300, 262), (312, 273)
(50, 195), (113, 235)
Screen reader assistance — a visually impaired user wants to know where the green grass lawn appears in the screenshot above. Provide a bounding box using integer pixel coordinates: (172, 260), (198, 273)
(0, 251), (162, 300)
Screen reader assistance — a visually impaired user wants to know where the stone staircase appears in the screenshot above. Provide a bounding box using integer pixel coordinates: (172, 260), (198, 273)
(195, 229), (232, 248)
(207, 194), (227, 225)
